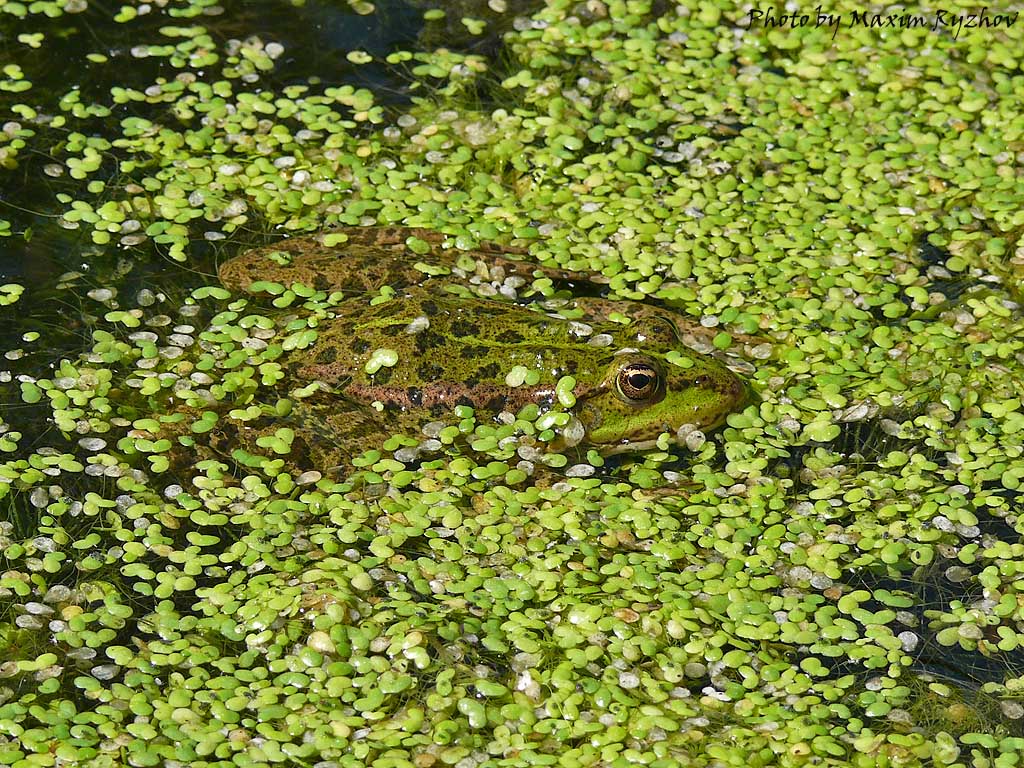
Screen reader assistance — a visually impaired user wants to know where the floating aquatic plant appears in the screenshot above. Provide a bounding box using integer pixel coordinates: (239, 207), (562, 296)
(2, 0), (1024, 766)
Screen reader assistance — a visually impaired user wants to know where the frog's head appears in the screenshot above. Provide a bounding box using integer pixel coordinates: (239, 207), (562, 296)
(574, 316), (749, 453)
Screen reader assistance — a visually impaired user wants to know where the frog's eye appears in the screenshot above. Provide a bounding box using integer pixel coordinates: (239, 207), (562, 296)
(616, 361), (663, 403)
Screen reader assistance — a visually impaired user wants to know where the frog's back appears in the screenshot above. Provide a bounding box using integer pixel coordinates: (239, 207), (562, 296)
(297, 291), (618, 415)
(218, 226), (583, 296)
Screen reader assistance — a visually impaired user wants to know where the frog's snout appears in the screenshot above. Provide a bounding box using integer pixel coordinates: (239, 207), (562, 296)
(695, 367), (751, 424)
(694, 367), (749, 404)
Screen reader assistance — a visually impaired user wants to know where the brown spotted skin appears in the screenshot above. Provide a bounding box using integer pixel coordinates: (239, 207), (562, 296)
(218, 226), (596, 298)
(207, 227), (750, 472)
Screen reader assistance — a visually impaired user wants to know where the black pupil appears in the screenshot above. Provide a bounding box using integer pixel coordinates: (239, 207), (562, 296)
(628, 372), (652, 390)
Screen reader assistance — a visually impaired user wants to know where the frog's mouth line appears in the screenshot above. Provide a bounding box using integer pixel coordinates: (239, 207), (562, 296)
(599, 409), (736, 455)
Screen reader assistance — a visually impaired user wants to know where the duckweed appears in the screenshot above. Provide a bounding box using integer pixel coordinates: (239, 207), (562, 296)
(2, 0), (1024, 766)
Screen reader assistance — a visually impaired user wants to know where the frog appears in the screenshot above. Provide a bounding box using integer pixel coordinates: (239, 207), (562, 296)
(161, 227), (752, 477)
